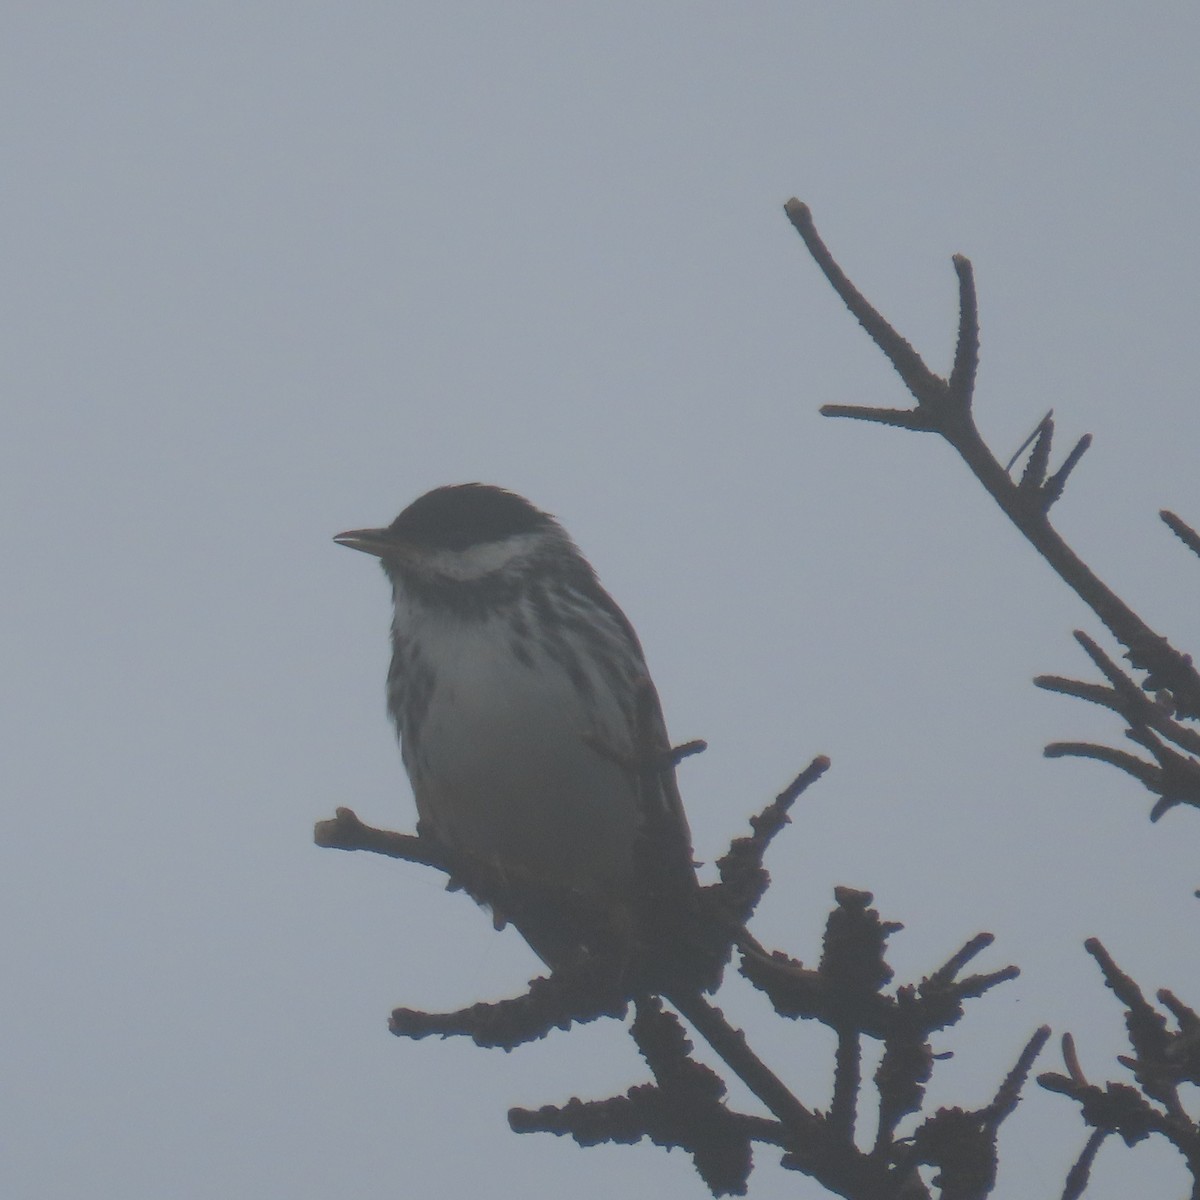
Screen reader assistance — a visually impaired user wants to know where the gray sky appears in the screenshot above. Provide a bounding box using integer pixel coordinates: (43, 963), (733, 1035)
(4, 4), (1199, 1198)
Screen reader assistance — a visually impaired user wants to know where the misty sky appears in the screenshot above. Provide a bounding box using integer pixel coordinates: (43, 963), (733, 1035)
(4, 5), (1199, 1198)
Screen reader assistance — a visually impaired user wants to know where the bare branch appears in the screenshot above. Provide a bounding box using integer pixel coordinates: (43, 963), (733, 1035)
(313, 807), (449, 869)
(784, 199), (950, 414)
(819, 403), (935, 431)
(786, 200), (1200, 730)
(1062, 1033), (1087, 1086)
(947, 253), (980, 407)
(1041, 434), (1093, 510)
(1016, 412), (1054, 491)
(903, 1030), (1047, 1200)
(1043, 742), (1161, 788)
(1043, 943), (1200, 1188)
(1161, 510), (1200, 560)
(712, 754), (830, 926)
(988, 1026), (1052, 1126)
(1062, 1129), (1109, 1200)
(1034, 674), (1120, 711)
(390, 964), (628, 1049)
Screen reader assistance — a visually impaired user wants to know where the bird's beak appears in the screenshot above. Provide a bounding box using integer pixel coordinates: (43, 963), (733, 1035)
(333, 527), (396, 558)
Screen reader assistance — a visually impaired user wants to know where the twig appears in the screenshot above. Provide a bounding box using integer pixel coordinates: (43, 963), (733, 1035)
(390, 965), (628, 1049)
(1006, 410), (1053, 473)
(314, 806), (449, 869)
(1041, 435), (1093, 510)
(1041, 943), (1200, 1189)
(1061, 1129), (1108, 1200)
(947, 254), (980, 408)
(784, 199), (943, 414)
(1161, 510), (1200, 560)
(713, 755), (830, 926)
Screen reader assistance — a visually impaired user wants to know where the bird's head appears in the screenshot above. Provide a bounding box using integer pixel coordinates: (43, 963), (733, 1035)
(334, 483), (577, 587)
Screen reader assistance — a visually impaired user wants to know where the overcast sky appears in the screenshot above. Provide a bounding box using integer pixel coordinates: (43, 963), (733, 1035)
(4, 4), (1199, 1198)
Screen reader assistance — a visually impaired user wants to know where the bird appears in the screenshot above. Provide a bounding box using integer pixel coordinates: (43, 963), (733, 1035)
(334, 483), (696, 969)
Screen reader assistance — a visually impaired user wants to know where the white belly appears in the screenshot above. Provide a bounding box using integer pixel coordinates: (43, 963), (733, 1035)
(401, 615), (640, 901)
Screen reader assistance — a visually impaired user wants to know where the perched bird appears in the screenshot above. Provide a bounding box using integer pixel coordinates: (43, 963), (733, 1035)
(335, 483), (695, 968)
